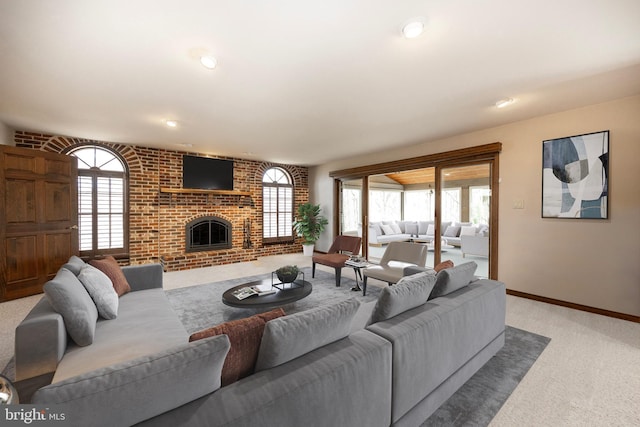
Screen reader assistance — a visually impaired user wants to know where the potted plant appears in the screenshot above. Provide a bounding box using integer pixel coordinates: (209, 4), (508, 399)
(275, 265), (300, 283)
(292, 203), (328, 256)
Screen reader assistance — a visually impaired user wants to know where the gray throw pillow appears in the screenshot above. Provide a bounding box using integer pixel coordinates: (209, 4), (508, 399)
(77, 264), (119, 320)
(404, 222), (418, 235)
(43, 268), (98, 346)
(369, 271), (437, 324)
(429, 261), (478, 299)
(255, 298), (360, 371)
(63, 255), (86, 276)
(418, 221), (430, 234)
(32, 335), (231, 427)
(444, 225), (461, 237)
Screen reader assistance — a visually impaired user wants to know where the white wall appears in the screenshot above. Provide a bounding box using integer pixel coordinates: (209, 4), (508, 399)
(310, 95), (640, 317)
(0, 122), (13, 145)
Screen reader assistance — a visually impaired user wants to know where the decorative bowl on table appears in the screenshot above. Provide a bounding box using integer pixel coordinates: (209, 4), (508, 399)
(275, 265), (299, 283)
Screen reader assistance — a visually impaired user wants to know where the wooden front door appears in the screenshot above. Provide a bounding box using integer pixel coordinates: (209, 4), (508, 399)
(1, 146), (78, 302)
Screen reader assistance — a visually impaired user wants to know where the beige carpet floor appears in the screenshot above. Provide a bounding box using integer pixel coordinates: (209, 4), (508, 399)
(1, 253), (638, 426)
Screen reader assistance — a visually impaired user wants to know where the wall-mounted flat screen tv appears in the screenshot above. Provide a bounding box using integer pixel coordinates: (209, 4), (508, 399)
(182, 155), (234, 190)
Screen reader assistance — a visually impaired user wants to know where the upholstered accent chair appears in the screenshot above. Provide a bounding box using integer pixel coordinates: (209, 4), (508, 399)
(362, 241), (428, 296)
(312, 235), (362, 287)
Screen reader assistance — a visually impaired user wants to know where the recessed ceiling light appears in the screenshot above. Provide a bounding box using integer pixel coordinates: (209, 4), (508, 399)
(495, 98), (515, 108)
(402, 20), (425, 38)
(165, 120), (178, 128)
(200, 55), (217, 69)
(179, 143), (193, 148)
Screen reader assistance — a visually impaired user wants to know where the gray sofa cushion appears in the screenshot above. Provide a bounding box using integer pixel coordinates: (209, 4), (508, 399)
(53, 288), (188, 382)
(430, 261), (478, 299)
(369, 271), (437, 324)
(43, 268), (98, 346)
(77, 264), (119, 320)
(32, 335), (231, 427)
(366, 280), (506, 423)
(139, 330), (393, 427)
(255, 298), (360, 371)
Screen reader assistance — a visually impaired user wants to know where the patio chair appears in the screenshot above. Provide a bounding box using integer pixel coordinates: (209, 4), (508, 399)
(362, 241), (428, 296)
(312, 235), (362, 287)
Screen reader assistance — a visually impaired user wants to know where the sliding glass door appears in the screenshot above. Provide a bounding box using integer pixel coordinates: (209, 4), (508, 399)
(330, 143), (501, 279)
(439, 163), (492, 278)
(339, 179), (364, 256)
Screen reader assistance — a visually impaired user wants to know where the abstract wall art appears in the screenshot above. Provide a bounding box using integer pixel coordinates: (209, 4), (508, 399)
(542, 130), (609, 219)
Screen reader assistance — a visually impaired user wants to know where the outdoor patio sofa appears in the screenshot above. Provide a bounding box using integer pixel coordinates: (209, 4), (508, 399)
(367, 220), (489, 247)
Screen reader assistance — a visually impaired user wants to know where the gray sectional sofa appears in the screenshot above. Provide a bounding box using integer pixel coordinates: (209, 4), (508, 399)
(14, 257), (505, 427)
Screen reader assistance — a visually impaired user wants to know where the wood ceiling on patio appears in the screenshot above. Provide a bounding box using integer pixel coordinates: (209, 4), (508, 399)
(384, 164), (490, 185)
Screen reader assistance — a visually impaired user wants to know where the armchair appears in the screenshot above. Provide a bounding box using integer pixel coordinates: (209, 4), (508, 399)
(362, 241), (428, 296)
(312, 235), (362, 287)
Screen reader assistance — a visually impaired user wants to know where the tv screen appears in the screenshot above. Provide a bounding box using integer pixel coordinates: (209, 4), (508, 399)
(182, 155), (234, 190)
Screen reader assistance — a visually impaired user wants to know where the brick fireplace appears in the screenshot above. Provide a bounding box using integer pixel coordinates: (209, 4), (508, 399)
(15, 131), (309, 271)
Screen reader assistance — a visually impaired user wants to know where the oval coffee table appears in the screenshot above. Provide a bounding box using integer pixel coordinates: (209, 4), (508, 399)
(222, 279), (312, 309)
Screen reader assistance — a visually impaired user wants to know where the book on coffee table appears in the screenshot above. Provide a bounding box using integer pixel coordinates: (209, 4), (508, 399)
(232, 284), (276, 300)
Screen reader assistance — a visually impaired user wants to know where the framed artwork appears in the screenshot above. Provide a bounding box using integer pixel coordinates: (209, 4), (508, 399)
(542, 130), (609, 219)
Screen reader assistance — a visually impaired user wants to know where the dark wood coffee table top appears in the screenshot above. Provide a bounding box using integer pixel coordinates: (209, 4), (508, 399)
(222, 278), (312, 309)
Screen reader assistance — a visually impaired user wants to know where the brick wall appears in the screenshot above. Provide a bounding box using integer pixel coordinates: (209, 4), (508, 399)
(15, 131), (308, 271)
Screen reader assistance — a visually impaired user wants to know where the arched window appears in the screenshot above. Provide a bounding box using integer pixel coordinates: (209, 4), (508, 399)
(262, 167), (293, 243)
(68, 145), (128, 258)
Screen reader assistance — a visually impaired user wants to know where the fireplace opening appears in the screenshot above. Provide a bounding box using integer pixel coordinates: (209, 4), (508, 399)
(186, 216), (232, 252)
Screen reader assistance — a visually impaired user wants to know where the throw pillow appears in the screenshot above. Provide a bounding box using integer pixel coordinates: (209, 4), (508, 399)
(189, 308), (285, 386)
(389, 222), (402, 234)
(43, 268), (98, 346)
(77, 264), (119, 320)
(370, 222), (383, 236)
(63, 255), (86, 276)
(429, 261), (478, 299)
(460, 226), (477, 236)
(434, 260), (454, 272)
(255, 299), (360, 372)
(89, 256), (131, 296)
(380, 224), (395, 235)
(369, 271), (437, 324)
(426, 224), (435, 236)
(404, 222), (418, 235)
(417, 221), (430, 235)
(32, 335), (231, 427)
(443, 225), (461, 237)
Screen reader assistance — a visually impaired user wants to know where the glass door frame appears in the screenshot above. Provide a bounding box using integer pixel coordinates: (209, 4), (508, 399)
(330, 143), (500, 279)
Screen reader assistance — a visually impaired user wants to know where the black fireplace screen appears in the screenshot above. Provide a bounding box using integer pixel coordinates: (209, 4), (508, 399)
(186, 217), (232, 252)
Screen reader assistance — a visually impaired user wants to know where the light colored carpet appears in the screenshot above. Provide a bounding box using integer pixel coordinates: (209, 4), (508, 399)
(423, 326), (550, 427)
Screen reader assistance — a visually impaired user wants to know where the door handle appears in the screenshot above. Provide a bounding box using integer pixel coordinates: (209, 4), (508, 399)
(68, 225), (79, 230)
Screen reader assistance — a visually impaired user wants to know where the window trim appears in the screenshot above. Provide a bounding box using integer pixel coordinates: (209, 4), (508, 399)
(262, 167), (294, 244)
(66, 144), (130, 259)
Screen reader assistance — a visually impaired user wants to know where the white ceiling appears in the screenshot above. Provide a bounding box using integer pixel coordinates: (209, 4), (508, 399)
(1, 0), (639, 166)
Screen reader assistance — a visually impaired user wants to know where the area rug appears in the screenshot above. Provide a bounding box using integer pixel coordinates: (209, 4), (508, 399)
(165, 267), (380, 333)
(421, 326), (551, 426)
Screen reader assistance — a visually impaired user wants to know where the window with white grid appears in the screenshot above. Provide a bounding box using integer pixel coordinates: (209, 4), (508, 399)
(69, 146), (128, 257)
(262, 167), (293, 243)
